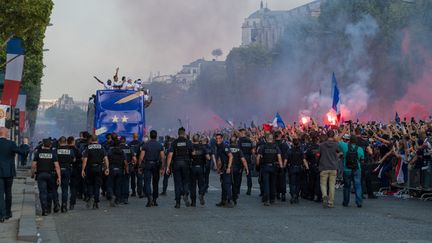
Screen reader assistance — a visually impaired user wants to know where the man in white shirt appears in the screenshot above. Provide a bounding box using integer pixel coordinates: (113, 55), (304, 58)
(134, 79), (143, 91)
(113, 76), (125, 90)
(93, 76), (113, 90)
(123, 78), (135, 90)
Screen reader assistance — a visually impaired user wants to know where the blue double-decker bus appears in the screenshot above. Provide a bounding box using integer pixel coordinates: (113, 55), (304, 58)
(87, 90), (149, 143)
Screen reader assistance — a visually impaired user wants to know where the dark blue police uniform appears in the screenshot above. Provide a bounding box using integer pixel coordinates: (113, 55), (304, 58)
(128, 139), (141, 196)
(69, 144), (82, 209)
(258, 143), (281, 204)
(121, 144), (135, 203)
(107, 146), (126, 205)
(141, 140), (164, 203)
(275, 139), (289, 200)
(216, 143), (233, 205)
(56, 145), (75, 210)
(230, 144), (245, 203)
(33, 149), (58, 214)
(82, 143), (106, 206)
(190, 143), (208, 205)
(288, 145), (305, 203)
(169, 137), (193, 205)
(238, 136), (254, 193)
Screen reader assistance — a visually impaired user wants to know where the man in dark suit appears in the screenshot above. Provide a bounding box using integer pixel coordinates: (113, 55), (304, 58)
(0, 127), (22, 222)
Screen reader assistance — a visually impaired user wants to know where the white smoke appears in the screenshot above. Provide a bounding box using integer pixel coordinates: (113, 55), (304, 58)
(301, 14), (379, 121)
(342, 15), (378, 118)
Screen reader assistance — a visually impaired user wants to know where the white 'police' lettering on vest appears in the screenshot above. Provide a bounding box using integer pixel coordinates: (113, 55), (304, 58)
(57, 149), (70, 155)
(88, 144), (102, 150)
(123, 149), (131, 154)
(39, 153), (53, 159)
(264, 149), (277, 154)
(230, 148), (240, 153)
(177, 142), (186, 147)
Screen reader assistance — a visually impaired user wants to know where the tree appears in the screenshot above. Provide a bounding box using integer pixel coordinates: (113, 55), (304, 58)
(0, 0), (54, 136)
(211, 48), (223, 60)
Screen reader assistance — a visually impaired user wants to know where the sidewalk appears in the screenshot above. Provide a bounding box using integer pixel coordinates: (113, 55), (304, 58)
(0, 169), (38, 243)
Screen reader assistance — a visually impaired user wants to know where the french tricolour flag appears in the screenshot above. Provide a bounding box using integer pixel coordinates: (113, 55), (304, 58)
(272, 112), (286, 128)
(1, 37), (25, 106)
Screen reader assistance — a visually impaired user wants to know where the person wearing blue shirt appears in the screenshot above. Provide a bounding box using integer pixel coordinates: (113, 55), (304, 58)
(339, 135), (364, 208)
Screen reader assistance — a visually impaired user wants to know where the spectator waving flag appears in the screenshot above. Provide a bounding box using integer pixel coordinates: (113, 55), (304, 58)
(272, 112), (286, 128)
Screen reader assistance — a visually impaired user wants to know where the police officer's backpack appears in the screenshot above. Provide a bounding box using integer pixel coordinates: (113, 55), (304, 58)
(346, 145), (359, 171)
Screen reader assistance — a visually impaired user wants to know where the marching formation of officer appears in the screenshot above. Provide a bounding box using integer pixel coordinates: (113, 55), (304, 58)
(31, 126), (330, 215)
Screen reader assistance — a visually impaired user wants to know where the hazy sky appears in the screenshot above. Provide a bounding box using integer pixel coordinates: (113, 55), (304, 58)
(41, 0), (310, 101)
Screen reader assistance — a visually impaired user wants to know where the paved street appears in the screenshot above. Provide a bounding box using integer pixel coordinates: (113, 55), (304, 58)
(0, 178), (25, 243)
(38, 172), (432, 243)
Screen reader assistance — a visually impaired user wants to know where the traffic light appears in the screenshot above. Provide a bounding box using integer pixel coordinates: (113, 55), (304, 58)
(5, 119), (12, 129)
(13, 108), (20, 127)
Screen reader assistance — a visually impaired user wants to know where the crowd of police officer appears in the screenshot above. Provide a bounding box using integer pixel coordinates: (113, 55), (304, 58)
(30, 127), (328, 215)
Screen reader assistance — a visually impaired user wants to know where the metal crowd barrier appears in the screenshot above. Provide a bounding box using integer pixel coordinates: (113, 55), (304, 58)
(390, 161), (432, 201)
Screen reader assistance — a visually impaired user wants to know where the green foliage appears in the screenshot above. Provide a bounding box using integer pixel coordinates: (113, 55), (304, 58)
(0, 0), (54, 135)
(211, 48), (223, 59)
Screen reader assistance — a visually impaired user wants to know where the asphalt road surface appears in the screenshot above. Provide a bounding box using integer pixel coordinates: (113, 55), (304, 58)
(37, 172), (432, 243)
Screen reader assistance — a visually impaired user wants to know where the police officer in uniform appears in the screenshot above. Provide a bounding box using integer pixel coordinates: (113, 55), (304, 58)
(68, 136), (80, 210)
(190, 134), (210, 207)
(75, 132), (89, 201)
(137, 136), (149, 198)
(81, 135), (109, 209)
(56, 136), (75, 212)
(128, 133), (141, 197)
(121, 137), (135, 204)
(255, 135), (267, 197)
(47, 140), (61, 214)
(200, 136), (213, 194)
(107, 140), (128, 207)
(230, 135), (249, 205)
(305, 134), (322, 202)
(138, 130), (164, 207)
(31, 139), (61, 216)
(160, 136), (173, 196)
(274, 131), (289, 201)
(238, 129), (254, 195)
(287, 138), (309, 204)
(257, 134), (283, 206)
(166, 127), (193, 208)
(215, 134), (235, 208)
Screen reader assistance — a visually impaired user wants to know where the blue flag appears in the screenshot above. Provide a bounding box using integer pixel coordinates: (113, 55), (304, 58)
(332, 72), (340, 112)
(272, 112), (286, 128)
(395, 112), (401, 124)
(94, 90), (146, 143)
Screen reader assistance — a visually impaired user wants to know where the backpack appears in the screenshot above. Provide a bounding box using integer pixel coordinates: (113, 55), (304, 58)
(346, 144), (358, 170)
